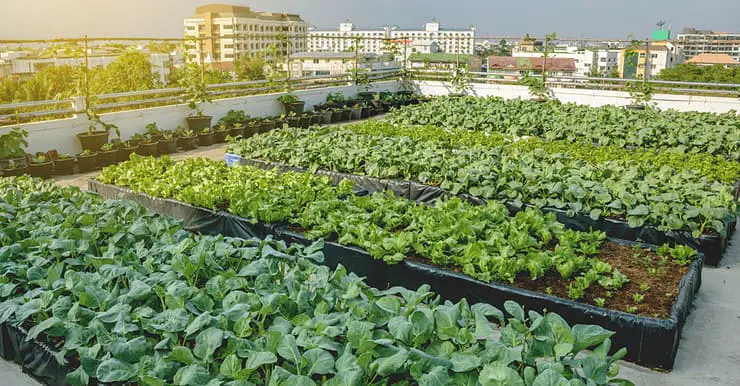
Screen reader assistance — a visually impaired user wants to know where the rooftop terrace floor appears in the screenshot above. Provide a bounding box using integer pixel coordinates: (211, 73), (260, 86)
(2, 131), (739, 386)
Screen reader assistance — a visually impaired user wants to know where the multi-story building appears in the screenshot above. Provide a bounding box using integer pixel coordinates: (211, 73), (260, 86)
(308, 21), (475, 58)
(676, 28), (740, 63)
(487, 56), (577, 79)
(183, 4), (308, 67)
(618, 42), (683, 79)
(513, 45), (620, 77)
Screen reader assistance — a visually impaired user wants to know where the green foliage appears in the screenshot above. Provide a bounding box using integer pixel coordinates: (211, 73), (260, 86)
(228, 124), (738, 237)
(0, 176), (631, 385)
(386, 96), (740, 160)
(234, 55), (266, 81)
(178, 63), (212, 116)
(277, 94), (300, 104)
(0, 127), (28, 159)
(625, 81), (653, 105)
(518, 74), (553, 100)
(89, 52), (157, 95)
(658, 63), (740, 84)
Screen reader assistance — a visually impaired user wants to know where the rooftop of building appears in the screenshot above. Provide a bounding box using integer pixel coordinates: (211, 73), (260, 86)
(686, 53), (739, 65)
(487, 56), (576, 71)
(191, 4), (303, 22)
(290, 52), (360, 59)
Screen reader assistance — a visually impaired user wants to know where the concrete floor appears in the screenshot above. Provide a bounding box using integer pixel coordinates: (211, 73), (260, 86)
(4, 139), (740, 385)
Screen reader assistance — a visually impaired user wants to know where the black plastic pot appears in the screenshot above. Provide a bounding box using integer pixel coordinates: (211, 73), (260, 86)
(321, 111), (333, 124)
(341, 109), (352, 121)
(0, 156), (27, 170)
(244, 123), (259, 138)
(213, 130), (229, 143)
(158, 139), (178, 155)
(286, 117), (301, 127)
(97, 150), (118, 167)
(77, 131), (109, 152)
(52, 158), (76, 176)
(137, 142), (159, 157)
(117, 147), (139, 163)
(282, 101), (305, 115)
(1, 165), (28, 176)
(310, 113), (323, 126)
(262, 121), (277, 132)
(186, 116), (213, 131)
(178, 136), (199, 151)
(361, 107), (372, 118)
(299, 116), (311, 128)
(625, 104), (646, 111)
(350, 107), (362, 120)
(229, 127), (243, 139)
(331, 111), (343, 123)
(198, 132), (214, 146)
(28, 161), (53, 178)
(77, 153), (98, 172)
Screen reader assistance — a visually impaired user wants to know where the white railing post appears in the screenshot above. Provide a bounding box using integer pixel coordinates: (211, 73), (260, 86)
(72, 96), (86, 117)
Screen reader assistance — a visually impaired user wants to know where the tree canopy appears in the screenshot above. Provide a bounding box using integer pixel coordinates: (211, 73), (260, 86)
(658, 63), (740, 84)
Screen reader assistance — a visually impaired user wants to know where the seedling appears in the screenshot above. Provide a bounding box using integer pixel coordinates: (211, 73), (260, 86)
(594, 298), (606, 307)
(632, 293), (644, 304)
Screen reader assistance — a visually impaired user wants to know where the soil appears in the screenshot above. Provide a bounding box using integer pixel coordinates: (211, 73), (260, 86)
(286, 225), (686, 319)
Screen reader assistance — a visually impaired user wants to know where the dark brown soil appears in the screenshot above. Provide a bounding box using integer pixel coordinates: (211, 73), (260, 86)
(286, 223), (688, 319)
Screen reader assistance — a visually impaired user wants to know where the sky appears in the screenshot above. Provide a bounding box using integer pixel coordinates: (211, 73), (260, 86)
(1, 0), (739, 40)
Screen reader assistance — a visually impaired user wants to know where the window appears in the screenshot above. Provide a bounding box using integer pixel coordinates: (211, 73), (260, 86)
(650, 53), (658, 58)
(313, 59), (319, 64)
(639, 53), (646, 58)
(600, 57), (606, 62)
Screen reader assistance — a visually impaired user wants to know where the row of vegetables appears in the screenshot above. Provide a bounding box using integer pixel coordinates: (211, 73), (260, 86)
(385, 96), (740, 161)
(227, 124), (738, 239)
(0, 177), (632, 385)
(98, 156), (697, 317)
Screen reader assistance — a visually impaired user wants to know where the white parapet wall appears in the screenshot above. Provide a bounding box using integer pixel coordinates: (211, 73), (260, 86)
(4, 81), (400, 155)
(414, 81), (740, 114)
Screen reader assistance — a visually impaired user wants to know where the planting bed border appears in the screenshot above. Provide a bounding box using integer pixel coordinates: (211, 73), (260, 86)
(225, 154), (736, 266)
(89, 179), (703, 370)
(0, 323), (67, 386)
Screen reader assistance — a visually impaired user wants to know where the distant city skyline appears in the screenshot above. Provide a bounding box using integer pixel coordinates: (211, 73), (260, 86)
(1, 0), (739, 40)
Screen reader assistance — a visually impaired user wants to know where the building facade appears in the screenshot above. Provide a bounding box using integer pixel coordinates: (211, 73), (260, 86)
(618, 42), (683, 79)
(308, 21), (475, 58)
(184, 4), (308, 66)
(513, 46), (620, 77)
(685, 53), (740, 67)
(487, 56), (577, 79)
(676, 28), (740, 63)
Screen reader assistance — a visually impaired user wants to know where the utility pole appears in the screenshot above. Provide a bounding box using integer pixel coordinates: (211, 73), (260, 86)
(83, 35), (89, 112)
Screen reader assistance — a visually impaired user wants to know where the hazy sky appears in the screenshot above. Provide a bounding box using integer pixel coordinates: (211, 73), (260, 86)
(2, 0), (738, 40)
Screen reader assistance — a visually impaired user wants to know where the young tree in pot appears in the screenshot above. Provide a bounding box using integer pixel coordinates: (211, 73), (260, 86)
(97, 143), (118, 167)
(353, 67), (375, 102)
(277, 93), (305, 115)
(158, 131), (178, 154)
(213, 124), (230, 143)
(0, 127), (29, 169)
(180, 63), (213, 131)
(625, 81), (653, 110)
(29, 154), (54, 178)
(519, 73), (554, 102)
(78, 112), (119, 152)
(76, 150), (98, 172)
(447, 66), (472, 97)
(52, 153), (76, 176)
(198, 127), (214, 146)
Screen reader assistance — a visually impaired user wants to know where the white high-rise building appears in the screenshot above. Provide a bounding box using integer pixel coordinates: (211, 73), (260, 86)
(676, 28), (740, 63)
(184, 4), (308, 66)
(308, 21), (475, 57)
(513, 45), (620, 77)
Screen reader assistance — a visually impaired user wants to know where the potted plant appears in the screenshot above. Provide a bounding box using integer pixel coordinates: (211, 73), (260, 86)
(340, 106), (352, 121)
(198, 127), (214, 146)
(519, 73), (554, 102)
(212, 124), (228, 143)
(350, 104), (363, 120)
(319, 108), (333, 124)
(144, 122), (163, 140)
(229, 122), (245, 139)
(310, 111), (323, 126)
(158, 132), (178, 154)
(76, 150), (98, 172)
(244, 120), (259, 138)
(448, 66), (472, 97)
(116, 140), (139, 162)
(261, 118), (277, 133)
(29, 154), (53, 178)
(138, 135), (160, 157)
(53, 153), (76, 175)
(625, 81), (653, 110)
(277, 93), (305, 115)
(0, 127), (29, 171)
(326, 92), (345, 109)
(360, 101), (373, 118)
(285, 112), (301, 128)
(1, 159), (28, 177)
(78, 112), (119, 152)
(177, 128), (199, 150)
(97, 143), (118, 167)
(180, 62), (213, 131)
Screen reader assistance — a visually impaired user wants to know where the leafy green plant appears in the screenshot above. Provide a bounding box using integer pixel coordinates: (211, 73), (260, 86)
(0, 176), (633, 386)
(144, 122), (161, 136)
(448, 66), (472, 95)
(100, 143), (115, 152)
(519, 73), (554, 101)
(86, 111), (120, 137)
(626, 81), (653, 106)
(30, 154), (48, 164)
(179, 62), (212, 117)
(0, 127), (28, 159)
(277, 93), (299, 104)
(632, 293), (645, 304)
(326, 92), (345, 104)
(669, 245), (699, 266)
